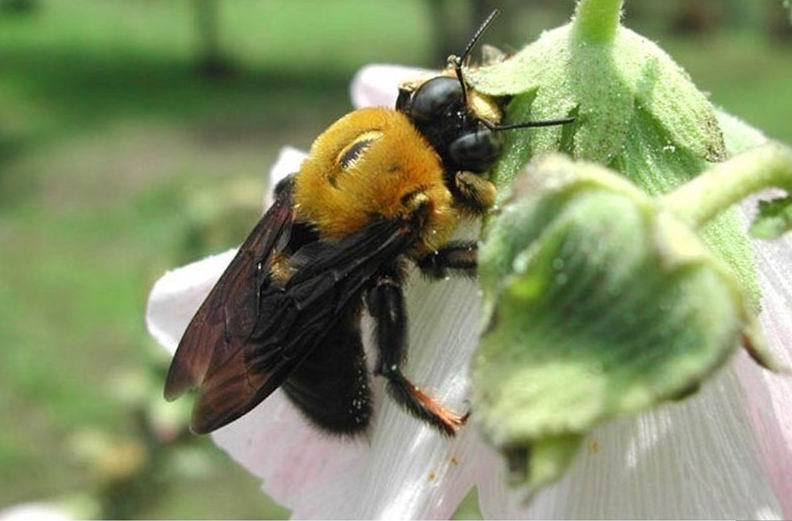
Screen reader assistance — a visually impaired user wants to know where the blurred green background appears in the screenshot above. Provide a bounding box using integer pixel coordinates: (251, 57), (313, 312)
(0, 0), (790, 518)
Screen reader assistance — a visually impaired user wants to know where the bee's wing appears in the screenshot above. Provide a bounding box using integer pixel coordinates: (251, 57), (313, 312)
(169, 189), (415, 433)
(164, 178), (297, 403)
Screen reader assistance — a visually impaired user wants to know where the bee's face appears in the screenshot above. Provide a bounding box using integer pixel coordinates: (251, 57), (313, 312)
(294, 108), (457, 249)
(397, 74), (504, 174)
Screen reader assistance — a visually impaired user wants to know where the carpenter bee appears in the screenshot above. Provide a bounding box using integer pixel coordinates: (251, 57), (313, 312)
(164, 10), (574, 436)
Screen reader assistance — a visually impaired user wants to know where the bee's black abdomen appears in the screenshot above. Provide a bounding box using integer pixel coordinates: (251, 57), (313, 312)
(281, 307), (372, 434)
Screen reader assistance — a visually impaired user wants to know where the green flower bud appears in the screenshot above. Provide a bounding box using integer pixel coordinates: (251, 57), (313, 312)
(473, 152), (791, 489)
(469, 0), (724, 180)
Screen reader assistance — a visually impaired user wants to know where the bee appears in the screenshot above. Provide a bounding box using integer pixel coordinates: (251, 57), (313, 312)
(164, 10), (574, 436)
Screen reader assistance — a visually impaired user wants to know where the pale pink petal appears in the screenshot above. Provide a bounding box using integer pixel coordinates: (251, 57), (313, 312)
(208, 388), (368, 518)
(723, 112), (792, 518)
(736, 219), (792, 519)
(146, 248), (237, 355)
(477, 367), (784, 519)
(350, 64), (434, 109)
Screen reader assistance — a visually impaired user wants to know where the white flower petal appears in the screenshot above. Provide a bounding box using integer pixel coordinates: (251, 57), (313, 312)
(350, 64), (435, 109)
(209, 389), (369, 518)
(0, 503), (72, 521)
(145, 248), (237, 355)
(264, 146), (307, 207)
(477, 366), (784, 519)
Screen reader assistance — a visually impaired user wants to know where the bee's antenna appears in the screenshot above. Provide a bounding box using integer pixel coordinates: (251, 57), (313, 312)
(449, 8), (501, 106)
(484, 116), (577, 131)
(461, 9), (500, 66)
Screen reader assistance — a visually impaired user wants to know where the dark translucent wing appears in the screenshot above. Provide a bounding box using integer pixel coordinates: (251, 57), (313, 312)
(164, 178), (296, 401)
(186, 217), (415, 434)
(189, 344), (293, 434)
(281, 308), (372, 434)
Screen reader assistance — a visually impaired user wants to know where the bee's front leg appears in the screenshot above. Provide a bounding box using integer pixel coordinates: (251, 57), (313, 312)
(365, 270), (467, 435)
(416, 241), (477, 279)
(453, 171), (496, 215)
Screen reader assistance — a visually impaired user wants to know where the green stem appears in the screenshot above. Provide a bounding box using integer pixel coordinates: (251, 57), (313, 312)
(573, 0), (624, 43)
(662, 142), (792, 229)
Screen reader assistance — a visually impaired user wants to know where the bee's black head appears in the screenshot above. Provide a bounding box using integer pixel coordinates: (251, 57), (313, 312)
(397, 75), (502, 174)
(396, 9), (505, 175)
(396, 9), (574, 177)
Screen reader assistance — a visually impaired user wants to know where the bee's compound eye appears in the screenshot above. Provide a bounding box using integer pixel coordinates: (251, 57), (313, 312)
(409, 77), (464, 121)
(448, 129), (502, 173)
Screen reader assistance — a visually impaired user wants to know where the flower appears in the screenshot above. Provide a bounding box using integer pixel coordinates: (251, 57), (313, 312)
(145, 65), (792, 519)
(0, 503), (72, 521)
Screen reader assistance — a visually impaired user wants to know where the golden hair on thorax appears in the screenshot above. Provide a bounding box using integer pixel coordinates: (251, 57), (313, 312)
(294, 108), (458, 251)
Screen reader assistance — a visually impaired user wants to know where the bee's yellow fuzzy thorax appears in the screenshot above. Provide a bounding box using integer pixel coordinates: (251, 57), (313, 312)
(294, 108), (458, 253)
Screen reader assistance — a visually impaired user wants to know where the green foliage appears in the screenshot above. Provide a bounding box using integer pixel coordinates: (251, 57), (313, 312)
(751, 196), (792, 239)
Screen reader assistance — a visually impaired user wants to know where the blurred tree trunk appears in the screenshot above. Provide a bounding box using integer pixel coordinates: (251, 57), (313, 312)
(722, 0), (762, 32)
(471, 0), (497, 31)
(0, 0), (37, 14)
(425, 0), (458, 67)
(767, 0), (792, 41)
(670, 1), (723, 35)
(193, 0), (232, 78)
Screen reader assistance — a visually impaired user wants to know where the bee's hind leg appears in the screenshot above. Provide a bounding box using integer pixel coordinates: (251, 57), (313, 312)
(365, 269), (467, 435)
(416, 241), (477, 279)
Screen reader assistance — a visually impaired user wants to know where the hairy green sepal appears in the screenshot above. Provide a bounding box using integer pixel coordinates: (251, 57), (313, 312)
(473, 155), (769, 489)
(467, 3), (758, 303)
(750, 197), (792, 239)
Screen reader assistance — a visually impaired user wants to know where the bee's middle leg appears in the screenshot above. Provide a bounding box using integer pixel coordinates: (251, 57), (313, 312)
(416, 241), (478, 279)
(365, 271), (466, 435)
